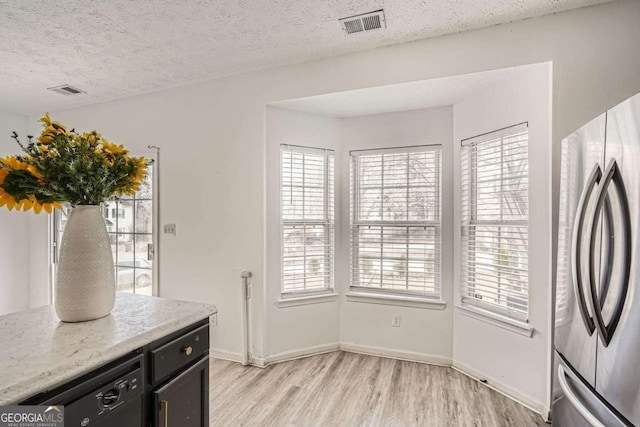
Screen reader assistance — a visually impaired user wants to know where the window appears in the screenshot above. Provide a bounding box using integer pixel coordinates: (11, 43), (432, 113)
(53, 160), (156, 296)
(280, 145), (334, 295)
(460, 123), (529, 321)
(350, 146), (441, 298)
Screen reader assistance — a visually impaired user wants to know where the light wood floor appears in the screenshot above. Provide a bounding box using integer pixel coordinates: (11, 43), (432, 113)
(209, 351), (547, 426)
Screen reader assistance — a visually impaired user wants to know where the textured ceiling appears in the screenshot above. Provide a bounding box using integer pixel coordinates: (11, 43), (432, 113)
(272, 65), (536, 117)
(0, 0), (611, 115)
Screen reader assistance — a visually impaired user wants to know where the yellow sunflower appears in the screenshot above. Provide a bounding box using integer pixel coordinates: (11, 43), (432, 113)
(39, 112), (67, 132)
(0, 168), (17, 210)
(132, 157), (147, 181)
(117, 157), (147, 195)
(28, 195), (62, 214)
(0, 156), (43, 181)
(0, 158), (60, 213)
(103, 140), (128, 156)
(38, 113), (69, 144)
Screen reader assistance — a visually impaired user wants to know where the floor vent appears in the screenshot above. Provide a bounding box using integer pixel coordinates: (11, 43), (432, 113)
(47, 84), (86, 95)
(340, 10), (385, 35)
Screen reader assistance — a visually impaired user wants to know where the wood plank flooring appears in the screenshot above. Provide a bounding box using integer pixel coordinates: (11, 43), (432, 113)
(209, 351), (547, 426)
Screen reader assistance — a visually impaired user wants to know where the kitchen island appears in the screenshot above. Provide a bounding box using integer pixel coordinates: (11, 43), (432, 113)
(0, 292), (216, 426)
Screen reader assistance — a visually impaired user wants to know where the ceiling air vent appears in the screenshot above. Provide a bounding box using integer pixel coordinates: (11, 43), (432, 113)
(47, 84), (86, 96)
(340, 10), (385, 35)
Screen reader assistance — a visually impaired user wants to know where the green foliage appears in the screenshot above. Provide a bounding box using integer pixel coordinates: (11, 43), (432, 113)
(0, 114), (147, 212)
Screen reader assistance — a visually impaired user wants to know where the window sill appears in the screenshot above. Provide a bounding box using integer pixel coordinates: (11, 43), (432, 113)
(277, 292), (339, 308)
(345, 292), (446, 310)
(456, 304), (534, 337)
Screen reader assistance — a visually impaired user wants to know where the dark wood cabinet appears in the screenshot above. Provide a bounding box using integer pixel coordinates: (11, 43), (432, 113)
(145, 319), (210, 427)
(153, 357), (209, 427)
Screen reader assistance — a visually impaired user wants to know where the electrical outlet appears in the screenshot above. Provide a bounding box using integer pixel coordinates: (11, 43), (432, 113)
(164, 223), (176, 236)
(392, 314), (401, 327)
(211, 313), (218, 327)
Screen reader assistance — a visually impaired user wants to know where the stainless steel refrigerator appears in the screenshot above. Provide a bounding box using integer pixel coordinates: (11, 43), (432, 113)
(554, 92), (640, 426)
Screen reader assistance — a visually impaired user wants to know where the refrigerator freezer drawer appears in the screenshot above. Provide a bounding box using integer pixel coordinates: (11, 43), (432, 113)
(553, 353), (630, 427)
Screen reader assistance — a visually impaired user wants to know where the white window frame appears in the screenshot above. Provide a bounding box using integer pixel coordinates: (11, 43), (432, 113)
(280, 144), (335, 297)
(350, 145), (442, 299)
(460, 123), (529, 322)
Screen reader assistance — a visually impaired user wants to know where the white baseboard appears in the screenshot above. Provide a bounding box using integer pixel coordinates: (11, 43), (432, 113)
(340, 342), (452, 367)
(210, 349), (268, 368)
(263, 342), (340, 366)
(250, 356), (267, 368)
(452, 360), (548, 420)
(209, 349), (243, 363)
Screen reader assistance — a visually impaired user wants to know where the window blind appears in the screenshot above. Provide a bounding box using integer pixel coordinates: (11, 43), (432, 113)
(350, 146), (441, 297)
(281, 145), (334, 295)
(460, 123), (529, 321)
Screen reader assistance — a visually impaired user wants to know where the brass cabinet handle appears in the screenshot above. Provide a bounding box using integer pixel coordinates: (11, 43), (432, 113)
(160, 400), (169, 427)
(183, 346), (193, 356)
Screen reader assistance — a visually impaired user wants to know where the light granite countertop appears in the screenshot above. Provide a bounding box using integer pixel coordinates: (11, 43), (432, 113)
(0, 292), (216, 405)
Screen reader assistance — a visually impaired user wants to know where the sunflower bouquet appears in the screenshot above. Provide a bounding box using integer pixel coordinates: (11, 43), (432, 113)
(0, 113), (147, 213)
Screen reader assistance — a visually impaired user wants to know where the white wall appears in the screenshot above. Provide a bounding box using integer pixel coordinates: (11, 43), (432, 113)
(0, 110), (30, 314)
(12, 0), (640, 411)
(264, 107), (342, 358)
(339, 107), (454, 363)
(452, 64), (552, 413)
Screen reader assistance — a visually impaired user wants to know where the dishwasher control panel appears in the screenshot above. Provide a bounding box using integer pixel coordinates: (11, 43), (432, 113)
(94, 368), (142, 413)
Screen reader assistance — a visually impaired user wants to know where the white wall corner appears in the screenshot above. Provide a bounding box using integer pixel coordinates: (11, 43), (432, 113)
(249, 356), (267, 368)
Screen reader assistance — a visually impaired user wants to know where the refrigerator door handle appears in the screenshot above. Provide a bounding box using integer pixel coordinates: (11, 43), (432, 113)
(571, 163), (601, 335)
(588, 158), (632, 347)
(557, 364), (605, 427)
(597, 196), (615, 307)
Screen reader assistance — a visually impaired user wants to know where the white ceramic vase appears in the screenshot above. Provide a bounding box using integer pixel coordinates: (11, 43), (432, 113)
(55, 205), (116, 322)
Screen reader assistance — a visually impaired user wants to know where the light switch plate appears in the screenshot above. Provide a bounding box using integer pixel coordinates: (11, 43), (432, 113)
(164, 223), (176, 236)
(392, 314), (401, 327)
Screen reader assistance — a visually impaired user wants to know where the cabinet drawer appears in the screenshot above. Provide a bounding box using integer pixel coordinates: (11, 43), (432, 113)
(150, 324), (209, 383)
